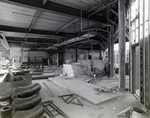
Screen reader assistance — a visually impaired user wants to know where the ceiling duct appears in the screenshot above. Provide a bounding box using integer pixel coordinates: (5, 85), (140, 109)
(53, 33), (95, 47)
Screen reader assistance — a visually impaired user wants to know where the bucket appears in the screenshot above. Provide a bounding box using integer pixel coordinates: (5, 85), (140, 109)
(130, 107), (149, 118)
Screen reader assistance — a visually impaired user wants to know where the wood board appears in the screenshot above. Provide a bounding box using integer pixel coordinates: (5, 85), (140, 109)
(49, 76), (123, 105)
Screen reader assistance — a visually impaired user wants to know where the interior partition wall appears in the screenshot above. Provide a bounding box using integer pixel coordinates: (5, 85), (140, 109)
(129, 0), (150, 109)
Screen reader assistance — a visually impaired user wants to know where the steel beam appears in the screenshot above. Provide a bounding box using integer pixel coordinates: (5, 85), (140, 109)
(99, 35), (107, 41)
(29, 10), (42, 32)
(56, 18), (79, 34)
(42, 0), (47, 6)
(108, 19), (118, 26)
(0, 33), (10, 50)
(0, 25), (70, 37)
(88, 0), (118, 17)
(110, 26), (114, 77)
(86, 0), (106, 13)
(111, 9), (118, 16)
(29, 0), (47, 32)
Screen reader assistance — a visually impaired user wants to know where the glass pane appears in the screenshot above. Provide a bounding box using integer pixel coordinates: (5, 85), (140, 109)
(136, 28), (139, 43)
(140, 0), (143, 25)
(140, 25), (143, 40)
(144, 21), (148, 38)
(144, 0), (149, 21)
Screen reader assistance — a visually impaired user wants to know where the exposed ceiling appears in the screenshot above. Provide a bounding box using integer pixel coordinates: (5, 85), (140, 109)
(0, 0), (121, 51)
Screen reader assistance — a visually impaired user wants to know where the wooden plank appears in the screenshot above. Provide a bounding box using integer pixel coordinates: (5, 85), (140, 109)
(49, 76), (123, 106)
(118, 0), (125, 90)
(42, 82), (55, 97)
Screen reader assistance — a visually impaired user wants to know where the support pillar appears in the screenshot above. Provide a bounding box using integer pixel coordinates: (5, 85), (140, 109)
(57, 53), (60, 67)
(118, 0), (125, 90)
(75, 45), (78, 62)
(21, 43), (23, 65)
(107, 27), (110, 62)
(110, 26), (114, 77)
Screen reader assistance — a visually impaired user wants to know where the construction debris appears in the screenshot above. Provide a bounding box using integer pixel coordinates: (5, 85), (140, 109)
(42, 100), (69, 118)
(95, 86), (120, 93)
(63, 60), (108, 78)
(59, 94), (83, 106)
(42, 82), (55, 97)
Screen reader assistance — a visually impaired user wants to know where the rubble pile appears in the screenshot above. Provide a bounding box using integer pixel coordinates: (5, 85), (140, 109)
(95, 86), (120, 93)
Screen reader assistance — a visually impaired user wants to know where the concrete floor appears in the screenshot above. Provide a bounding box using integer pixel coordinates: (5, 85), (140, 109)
(33, 78), (144, 118)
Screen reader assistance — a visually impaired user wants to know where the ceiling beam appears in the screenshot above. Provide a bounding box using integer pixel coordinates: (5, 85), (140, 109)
(111, 9), (118, 16)
(88, 0), (118, 17)
(29, 10), (42, 32)
(7, 38), (55, 45)
(86, 0), (107, 13)
(42, 0), (47, 6)
(29, 0), (47, 32)
(56, 18), (79, 34)
(99, 35), (107, 41)
(7, 40), (53, 45)
(0, 33), (10, 50)
(98, 29), (109, 33)
(108, 19), (118, 26)
(0, 25), (71, 37)
(3, 0), (107, 23)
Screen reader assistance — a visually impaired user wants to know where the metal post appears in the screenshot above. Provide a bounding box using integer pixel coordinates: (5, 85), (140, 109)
(21, 43), (23, 65)
(110, 26), (114, 77)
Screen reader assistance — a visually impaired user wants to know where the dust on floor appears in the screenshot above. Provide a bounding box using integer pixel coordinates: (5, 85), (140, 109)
(33, 79), (143, 118)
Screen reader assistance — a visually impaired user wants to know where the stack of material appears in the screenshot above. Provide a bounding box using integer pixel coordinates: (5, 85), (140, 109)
(12, 83), (44, 118)
(78, 60), (108, 72)
(63, 60), (108, 78)
(63, 63), (88, 77)
(95, 86), (120, 93)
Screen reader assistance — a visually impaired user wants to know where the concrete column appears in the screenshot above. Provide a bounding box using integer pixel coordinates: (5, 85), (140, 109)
(118, 0), (126, 90)
(110, 26), (114, 77)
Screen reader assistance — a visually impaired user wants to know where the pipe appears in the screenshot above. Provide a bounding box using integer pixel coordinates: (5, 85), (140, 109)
(12, 94), (42, 110)
(42, 82), (54, 97)
(13, 83), (41, 98)
(13, 104), (44, 118)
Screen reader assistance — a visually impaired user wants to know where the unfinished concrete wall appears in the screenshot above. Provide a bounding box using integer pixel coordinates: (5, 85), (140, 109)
(10, 46), (48, 63)
(51, 54), (57, 65)
(10, 46), (21, 58)
(89, 50), (101, 60)
(29, 51), (48, 63)
(63, 48), (88, 61)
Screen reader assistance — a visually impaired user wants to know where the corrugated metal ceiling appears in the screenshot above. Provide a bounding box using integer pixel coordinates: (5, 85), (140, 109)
(0, 0), (119, 49)
(48, 0), (102, 11)
(0, 2), (36, 28)
(32, 11), (73, 31)
(3, 32), (64, 39)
